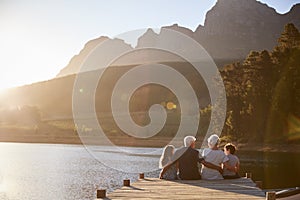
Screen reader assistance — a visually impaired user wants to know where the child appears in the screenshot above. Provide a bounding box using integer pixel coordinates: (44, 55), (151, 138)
(223, 143), (240, 179)
(159, 145), (177, 180)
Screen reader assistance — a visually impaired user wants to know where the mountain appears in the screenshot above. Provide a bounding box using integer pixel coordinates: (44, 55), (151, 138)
(56, 0), (300, 77)
(57, 36), (109, 77)
(1, 24), (300, 144)
(193, 0), (300, 60)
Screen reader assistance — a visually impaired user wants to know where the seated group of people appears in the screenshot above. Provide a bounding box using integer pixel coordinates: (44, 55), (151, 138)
(159, 134), (240, 180)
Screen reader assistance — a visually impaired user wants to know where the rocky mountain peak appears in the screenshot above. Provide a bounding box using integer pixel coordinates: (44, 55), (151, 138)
(162, 23), (194, 37)
(289, 3), (300, 13)
(204, 0), (279, 35)
(56, 36), (109, 77)
(136, 28), (159, 48)
(56, 0), (300, 77)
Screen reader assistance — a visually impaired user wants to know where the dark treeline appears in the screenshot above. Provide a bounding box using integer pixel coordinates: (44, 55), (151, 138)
(219, 23), (300, 143)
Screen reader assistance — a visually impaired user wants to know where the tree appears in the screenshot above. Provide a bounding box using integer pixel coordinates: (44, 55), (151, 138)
(244, 51), (260, 65)
(278, 23), (300, 50)
(220, 24), (300, 143)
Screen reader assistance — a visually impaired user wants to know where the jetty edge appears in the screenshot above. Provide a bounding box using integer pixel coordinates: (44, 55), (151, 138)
(98, 173), (268, 199)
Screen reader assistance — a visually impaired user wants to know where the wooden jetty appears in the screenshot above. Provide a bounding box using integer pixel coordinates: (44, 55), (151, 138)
(100, 175), (268, 200)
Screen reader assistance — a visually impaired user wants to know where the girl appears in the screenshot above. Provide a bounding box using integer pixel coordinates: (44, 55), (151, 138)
(159, 145), (177, 180)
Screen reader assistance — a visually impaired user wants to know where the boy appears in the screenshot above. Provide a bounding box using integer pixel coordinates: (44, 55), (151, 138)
(223, 143), (240, 179)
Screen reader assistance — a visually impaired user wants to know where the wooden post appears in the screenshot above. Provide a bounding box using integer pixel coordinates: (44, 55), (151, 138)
(255, 181), (263, 189)
(123, 179), (130, 186)
(266, 191), (276, 200)
(97, 189), (106, 198)
(246, 172), (252, 179)
(139, 173), (144, 179)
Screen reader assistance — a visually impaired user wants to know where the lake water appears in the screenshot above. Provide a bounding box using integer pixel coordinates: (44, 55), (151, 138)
(0, 143), (299, 200)
(237, 150), (300, 189)
(0, 143), (160, 200)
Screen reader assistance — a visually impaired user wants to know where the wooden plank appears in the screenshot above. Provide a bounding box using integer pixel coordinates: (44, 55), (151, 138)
(105, 178), (265, 199)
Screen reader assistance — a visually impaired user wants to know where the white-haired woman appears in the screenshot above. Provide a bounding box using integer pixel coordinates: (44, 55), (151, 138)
(201, 134), (234, 180)
(159, 145), (177, 180)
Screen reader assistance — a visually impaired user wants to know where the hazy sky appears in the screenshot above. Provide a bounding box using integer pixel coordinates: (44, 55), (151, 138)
(0, 0), (299, 90)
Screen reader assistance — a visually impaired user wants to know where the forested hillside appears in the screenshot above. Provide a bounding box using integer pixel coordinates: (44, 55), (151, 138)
(220, 23), (300, 143)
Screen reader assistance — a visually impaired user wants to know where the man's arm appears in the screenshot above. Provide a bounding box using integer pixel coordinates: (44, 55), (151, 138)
(236, 162), (240, 173)
(200, 160), (223, 174)
(223, 161), (236, 172)
(160, 148), (185, 178)
(159, 161), (178, 179)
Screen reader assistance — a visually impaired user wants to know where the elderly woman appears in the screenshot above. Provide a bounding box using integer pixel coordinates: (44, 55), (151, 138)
(201, 134), (234, 180)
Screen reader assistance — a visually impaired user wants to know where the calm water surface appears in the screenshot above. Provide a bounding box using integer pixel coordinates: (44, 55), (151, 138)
(0, 143), (159, 200)
(237, 150), (300, 189)
(0, 143), (299, 200)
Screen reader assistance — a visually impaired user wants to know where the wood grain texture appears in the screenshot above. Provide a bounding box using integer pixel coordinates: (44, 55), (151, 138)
(105, 178), (265, 199)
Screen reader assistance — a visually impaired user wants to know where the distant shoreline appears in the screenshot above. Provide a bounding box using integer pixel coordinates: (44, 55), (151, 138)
(1, 128), (300, 153)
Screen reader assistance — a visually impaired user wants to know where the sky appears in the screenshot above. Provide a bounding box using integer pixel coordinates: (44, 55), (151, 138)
(0, 0), (300, 91)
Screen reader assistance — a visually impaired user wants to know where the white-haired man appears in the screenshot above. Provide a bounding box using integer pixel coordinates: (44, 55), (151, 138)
(160, 136), (222, 180)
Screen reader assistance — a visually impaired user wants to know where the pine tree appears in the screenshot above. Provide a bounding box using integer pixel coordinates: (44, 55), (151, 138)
(278, 23), (300, 50)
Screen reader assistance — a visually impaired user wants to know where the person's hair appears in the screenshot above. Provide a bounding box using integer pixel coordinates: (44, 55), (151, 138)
(184, 136), (196, 147)
(207, 134), (219, 148)
(159, 145), (175, 168)
(224, 143), (236, 154)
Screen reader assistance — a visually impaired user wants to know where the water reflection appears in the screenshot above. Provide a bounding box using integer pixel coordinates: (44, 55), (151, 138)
(237, 151), (300, 189)
(0, 143), (299, 200)
(0, 143), (158, 200)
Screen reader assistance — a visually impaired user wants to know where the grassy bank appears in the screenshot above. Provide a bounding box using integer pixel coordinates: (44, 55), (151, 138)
(1, 120), (300, 153)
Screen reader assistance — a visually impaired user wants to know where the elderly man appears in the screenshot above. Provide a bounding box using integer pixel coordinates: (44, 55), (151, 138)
(160, 136), (222, 180)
